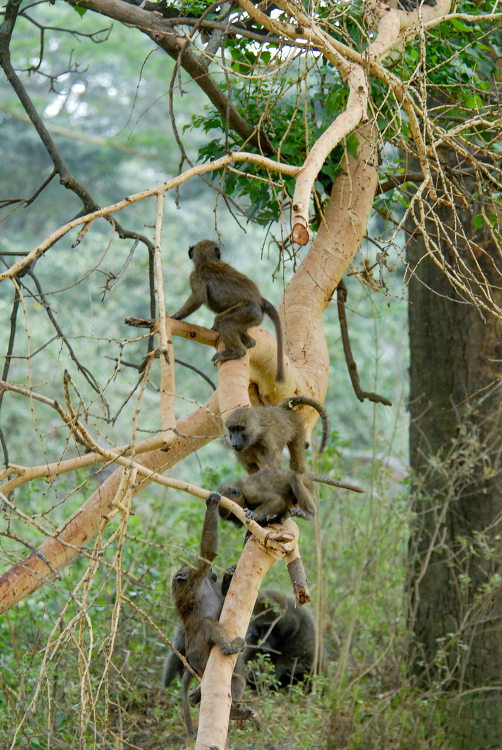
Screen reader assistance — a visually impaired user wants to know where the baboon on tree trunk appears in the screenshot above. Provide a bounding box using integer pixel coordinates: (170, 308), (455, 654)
(171, 493), (250, 735)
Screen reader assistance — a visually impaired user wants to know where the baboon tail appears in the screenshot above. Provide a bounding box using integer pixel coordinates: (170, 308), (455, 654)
(161, 651), (184, 688)
(280, 396), (330, 455)
(161, 624), (186, 687)
(307, 472), (365, 494)
(261, 298), (285, 382)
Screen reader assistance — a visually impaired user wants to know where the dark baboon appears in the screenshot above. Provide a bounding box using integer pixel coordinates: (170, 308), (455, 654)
(219, 468), (365, 525)
(171, 240), (285, 381)
(171, 492), (249, 735)
(244, 590), (316, 687)
(225, 396), (330, 474)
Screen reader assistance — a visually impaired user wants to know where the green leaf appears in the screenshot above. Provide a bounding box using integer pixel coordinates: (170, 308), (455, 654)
(464, 94), (482, 109)
(473, 215), (484, 231)
(451, 19), (471, 32)
(346, 133), (359, 160)
(72, 4), (88, 16)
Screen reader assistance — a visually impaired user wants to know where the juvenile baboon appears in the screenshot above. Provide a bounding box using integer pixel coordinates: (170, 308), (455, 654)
(225, 396), (330, 474)
(219, 468), (365, 525)
(171, 240), (285, 381)
(162, 567), (238, 688)
(220, 469), (316, 523)
(244, 590), (316, 687)
(171, 492), (249, 735)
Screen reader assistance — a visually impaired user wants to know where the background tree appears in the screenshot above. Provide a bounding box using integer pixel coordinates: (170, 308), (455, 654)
(0, 0), (501, 747)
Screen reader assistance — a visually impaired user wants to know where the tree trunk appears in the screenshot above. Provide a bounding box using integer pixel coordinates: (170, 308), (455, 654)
(408, 189), (502, 749)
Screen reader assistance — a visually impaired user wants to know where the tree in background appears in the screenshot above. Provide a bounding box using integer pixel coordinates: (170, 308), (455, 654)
(0, 0), (502, 747)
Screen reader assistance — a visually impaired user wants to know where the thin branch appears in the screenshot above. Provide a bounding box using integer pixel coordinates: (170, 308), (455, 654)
(0, 1), (154, 260)
(336, 280), (392, 407)
(27, 270), (103, 395)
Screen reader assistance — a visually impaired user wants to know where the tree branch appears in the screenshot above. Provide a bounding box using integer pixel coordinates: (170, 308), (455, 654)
(336, 280), (392, 406)
(0, 152), (297, 282)
(0, 0), (154, 254)
(64, 0), (273, 152)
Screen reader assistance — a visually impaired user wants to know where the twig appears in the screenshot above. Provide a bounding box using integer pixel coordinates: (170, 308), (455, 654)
(336, 280), (392, 407)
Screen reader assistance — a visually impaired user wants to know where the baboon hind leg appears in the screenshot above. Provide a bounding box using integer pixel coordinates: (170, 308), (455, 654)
(290, 473), (316, 519)
(212, 302), (263, 363)
(240, 331), (256, 348)
(287, 430), (309, 474)
(229, 671), (254, 721)
(245, 491), (290, 523)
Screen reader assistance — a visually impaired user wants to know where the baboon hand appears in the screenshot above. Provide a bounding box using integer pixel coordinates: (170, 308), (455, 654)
(206, 491), (221, 507)
(230, 706), (255, 722)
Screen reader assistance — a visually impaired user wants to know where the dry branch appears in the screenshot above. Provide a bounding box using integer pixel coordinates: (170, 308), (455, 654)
(337, 281), (392, 406)
(0, 152), (298, 283)
(158, 317), (176, 433)
(0, 393), (222, 612)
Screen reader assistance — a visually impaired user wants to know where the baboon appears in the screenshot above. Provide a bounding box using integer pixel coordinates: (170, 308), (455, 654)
(219, 468), (365, 525)
(171, 493), (249, 735)
(220, 469), (316, 523)
(225, 396), (330, 474)
(244, 590), (316, 687)
(162, 567), (238, 688)
(171, 240), (285, 381)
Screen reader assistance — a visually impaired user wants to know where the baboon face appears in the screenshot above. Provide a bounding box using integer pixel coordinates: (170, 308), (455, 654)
(227, 424), (248, 452)
(188, 240), (221, 263)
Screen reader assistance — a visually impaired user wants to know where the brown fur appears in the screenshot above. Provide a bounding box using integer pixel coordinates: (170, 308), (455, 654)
(225, 396), (330, 474)
(171, 493), (248, 735)
(171, 239), (285, 381)
(218, 467), (364, 526)
(219, 468), (316, 524)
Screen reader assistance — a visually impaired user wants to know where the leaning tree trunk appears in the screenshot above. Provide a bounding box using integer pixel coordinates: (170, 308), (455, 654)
(408, 181), (502, 749)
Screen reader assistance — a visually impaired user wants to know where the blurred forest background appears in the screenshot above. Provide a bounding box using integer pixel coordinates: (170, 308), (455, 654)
(0, 3), (448, 749)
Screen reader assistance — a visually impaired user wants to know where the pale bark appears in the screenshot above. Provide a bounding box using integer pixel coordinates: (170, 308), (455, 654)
(195, 520), (302, 749)
(158, 316), (176, 433)
(0, 395), (221, 613)
(282, 123), (380, 435)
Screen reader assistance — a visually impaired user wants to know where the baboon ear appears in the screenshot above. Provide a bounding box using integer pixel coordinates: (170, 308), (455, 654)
(188, 246), (194, 260)
(214, 245), (221, 260)
(174, 570), (190, 581)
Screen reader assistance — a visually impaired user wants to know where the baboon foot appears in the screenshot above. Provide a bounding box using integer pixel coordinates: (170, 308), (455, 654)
(189, 686), (201, 705)
(221, 637), (246, 654)
(211, 349), (247, 365)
